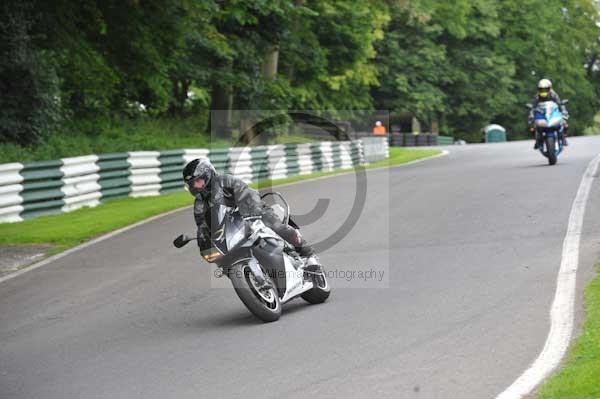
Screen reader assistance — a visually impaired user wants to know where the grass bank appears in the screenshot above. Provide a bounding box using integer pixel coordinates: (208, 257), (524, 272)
(0, 115), (210, 163)
(0, 148), (442, 256)
(0, 115), (322, 163)
(535, 262), (600, 398)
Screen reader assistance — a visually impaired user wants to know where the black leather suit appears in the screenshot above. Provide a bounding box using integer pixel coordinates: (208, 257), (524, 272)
(193, 174), (313, 256)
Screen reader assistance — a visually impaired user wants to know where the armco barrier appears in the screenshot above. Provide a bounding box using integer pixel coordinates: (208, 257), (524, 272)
(20, 160), (64, 220)
(0, 139), (387, 223)
(0, 163), (24, 222)
(97, 153), (131, 199)
(61, 155), (101, 212)
(361, 137), (390, 163)
(437, 135), (454, 145)
(128, 151), (161, 197)
(388, 133), (455, 147)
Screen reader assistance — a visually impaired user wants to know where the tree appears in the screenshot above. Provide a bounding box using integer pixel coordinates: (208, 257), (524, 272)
(0, 0), (60, 146)
(440, 0), (516, 141)
(372, 0), (600, 141)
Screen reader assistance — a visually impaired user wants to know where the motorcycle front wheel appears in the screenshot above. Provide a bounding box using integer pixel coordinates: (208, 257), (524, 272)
(546, 136), (557, 165)
(229, 261), (281, 322)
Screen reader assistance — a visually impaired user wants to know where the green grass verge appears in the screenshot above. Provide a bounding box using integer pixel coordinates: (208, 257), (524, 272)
(254, 147), (441, 189)
(0, 115), (218, 163)
(0, 192), (193, 255)
(535, 262), (600, 399)
(0, 147), (441, 255)
(370, 147), (441, 168)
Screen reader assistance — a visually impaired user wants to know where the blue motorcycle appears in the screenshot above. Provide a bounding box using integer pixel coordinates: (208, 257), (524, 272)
(527, 100), (568, 165)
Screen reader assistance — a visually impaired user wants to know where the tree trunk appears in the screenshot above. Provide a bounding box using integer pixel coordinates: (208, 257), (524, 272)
(210, 83), (232, 140)
(170, 78), (180, 114)
(240, 115), (257, 146)
(181, 79), (190, 107)
(261, 46), (279, 80)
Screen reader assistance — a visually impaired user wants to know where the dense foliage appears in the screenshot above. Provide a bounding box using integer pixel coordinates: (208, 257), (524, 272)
(1, 0), (599, 150)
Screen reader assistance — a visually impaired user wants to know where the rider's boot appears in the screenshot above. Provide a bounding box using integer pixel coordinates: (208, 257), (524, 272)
(303, 254), (322, 273)
(533, 130), (541, 150)
(296, 239), (322, 272)
(562, 130), (569, 146)
(296, 240), (314, 257)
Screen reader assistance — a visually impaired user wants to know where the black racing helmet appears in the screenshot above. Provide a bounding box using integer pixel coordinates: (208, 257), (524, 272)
(183, 158), (216, 197)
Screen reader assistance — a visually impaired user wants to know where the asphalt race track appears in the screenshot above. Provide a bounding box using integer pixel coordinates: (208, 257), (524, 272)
(2, 136), (600, 399)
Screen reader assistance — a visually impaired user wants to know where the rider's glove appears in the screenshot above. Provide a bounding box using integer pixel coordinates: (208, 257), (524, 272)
(243, 211), (263, 231)
(196, 224), (210, 246)
(243, 205), (264, 218)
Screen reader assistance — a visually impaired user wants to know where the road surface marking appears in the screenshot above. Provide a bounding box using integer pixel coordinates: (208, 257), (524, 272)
(496, 152), (600, 399)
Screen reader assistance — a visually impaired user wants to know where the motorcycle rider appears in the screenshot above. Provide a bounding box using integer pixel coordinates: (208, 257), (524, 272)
(529, 78), (569, 149)
(182, 158), (321, 270)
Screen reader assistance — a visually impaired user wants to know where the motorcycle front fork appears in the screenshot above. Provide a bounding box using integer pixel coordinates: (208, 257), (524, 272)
(534, 130), (566, 146)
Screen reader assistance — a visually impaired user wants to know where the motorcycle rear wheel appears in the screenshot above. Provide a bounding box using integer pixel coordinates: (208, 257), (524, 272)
(301, 269), (331, 304)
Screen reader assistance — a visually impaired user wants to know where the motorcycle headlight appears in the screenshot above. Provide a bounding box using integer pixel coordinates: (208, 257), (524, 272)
(200, 247), (223, 263)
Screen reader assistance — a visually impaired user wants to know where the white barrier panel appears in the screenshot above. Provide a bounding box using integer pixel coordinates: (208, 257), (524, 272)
(60, 155), (101, 212)
(296, 144), (314, 175)
(319, 142), (334, 172)
(183, 149), (210, 164)
(228, 147), (253, 183)
(0, 163), (24, 185)
(128, 152), (161, 197)
(361, 137), (388, 163)
(267, 145), (287, 180)
(0, 163), (25, 222)
(339, 142), (353, 169)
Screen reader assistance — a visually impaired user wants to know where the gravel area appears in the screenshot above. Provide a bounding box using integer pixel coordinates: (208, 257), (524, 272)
(0, 245), (51, 277)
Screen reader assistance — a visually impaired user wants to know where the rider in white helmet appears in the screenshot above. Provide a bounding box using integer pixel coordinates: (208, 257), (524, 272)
(529, 79), (569, 149)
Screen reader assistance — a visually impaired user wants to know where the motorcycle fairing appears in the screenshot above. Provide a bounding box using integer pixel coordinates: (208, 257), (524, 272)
(534, 101), (563, 129)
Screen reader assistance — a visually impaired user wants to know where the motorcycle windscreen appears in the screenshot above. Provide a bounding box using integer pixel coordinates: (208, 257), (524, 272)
(261, 192), (298, 228)
(535, 101), (562, 128)
(546, 102), (562, 127)
(225, 212), (247, 250)
(540, 101), (562, 126)
(547, 115), (563, 128)
(209, 204), (230, 254)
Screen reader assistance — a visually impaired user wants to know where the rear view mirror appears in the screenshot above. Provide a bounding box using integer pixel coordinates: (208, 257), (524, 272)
(173, 234), (193, 248)
(562, 99), (569, 105)
(525, 103), (533, 110)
